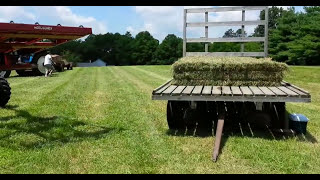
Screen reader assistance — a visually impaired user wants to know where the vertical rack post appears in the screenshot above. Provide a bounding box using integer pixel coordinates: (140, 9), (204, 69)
(264, 6), (269, 57)
(183, 9), (187, 57)
(241, 10), (245, 52)
(205, 11), (209, 52)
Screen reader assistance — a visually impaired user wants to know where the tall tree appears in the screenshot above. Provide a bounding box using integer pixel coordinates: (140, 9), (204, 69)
(270, 6), (320, 65)
(132, 31), (159, 65)
(253, 6), (288, 37)
(152, 34), (183, 65)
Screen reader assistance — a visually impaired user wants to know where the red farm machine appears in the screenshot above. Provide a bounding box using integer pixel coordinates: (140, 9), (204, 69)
(0, 22), (92, 107)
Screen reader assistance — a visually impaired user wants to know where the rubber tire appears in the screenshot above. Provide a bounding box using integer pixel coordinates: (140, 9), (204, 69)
(0, 70), (11, 78)
(0, 78), (11, 107)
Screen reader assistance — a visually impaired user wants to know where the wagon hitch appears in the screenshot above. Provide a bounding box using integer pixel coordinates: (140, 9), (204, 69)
(212, 114), (225, 162)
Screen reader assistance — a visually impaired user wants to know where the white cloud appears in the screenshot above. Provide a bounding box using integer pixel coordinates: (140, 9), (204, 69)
(128, 6), (183, 41)
(0, 6), (36, 22)
(130, 6), (263, 41)
(34, 6), (107, 34)
(0, 6), (107, 35)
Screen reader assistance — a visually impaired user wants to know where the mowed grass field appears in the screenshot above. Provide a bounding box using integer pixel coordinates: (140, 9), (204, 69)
(0, 65), (319, 174)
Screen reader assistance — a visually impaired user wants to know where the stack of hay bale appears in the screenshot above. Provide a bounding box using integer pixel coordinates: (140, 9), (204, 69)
(172, 57), (288, 86)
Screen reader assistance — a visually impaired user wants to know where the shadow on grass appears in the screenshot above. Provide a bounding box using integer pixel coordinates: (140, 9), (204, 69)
(0, 105), (124, 150)
(166, 114), (318, 158)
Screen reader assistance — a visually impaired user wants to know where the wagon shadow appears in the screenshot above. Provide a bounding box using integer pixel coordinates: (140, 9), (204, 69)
(0, 105), (123, 150)
(166, 116), (318, 156)
(8, 72), (61, 78)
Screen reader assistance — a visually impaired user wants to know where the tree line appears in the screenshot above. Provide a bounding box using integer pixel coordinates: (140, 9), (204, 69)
(51, 6), (320, 66)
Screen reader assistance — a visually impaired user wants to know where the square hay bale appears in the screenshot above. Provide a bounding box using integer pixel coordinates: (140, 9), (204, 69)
(172, 56), (289, 86)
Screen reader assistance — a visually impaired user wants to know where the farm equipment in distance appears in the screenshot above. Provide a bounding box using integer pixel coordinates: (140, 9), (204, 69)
(0, 21), (92, 77)
(0, 22), (92, 107)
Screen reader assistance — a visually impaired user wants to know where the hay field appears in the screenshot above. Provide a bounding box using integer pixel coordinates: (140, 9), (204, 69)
(0, 66), (319, 174)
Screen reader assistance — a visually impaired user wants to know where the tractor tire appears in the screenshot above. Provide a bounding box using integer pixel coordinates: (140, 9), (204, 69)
(0, 78), (11, 107)
(167, 101), (189, 130)
(0, 70), (11, 78)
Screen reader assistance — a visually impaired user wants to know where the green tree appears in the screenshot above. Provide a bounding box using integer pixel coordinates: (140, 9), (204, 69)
(270, 6), (320, 65)
(152, 34), (183, 65)
(253, 6), (288, 37)
(62, 50), (82, 64)
(132, 31), (159, 65)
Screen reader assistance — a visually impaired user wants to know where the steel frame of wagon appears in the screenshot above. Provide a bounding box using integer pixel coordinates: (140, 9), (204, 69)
(152, 79), (311, 161)
(152, 6), (312, 162)
(183, 6), (268, 57)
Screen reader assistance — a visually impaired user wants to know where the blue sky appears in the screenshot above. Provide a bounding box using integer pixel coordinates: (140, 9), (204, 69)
(0, 6), (305, 41)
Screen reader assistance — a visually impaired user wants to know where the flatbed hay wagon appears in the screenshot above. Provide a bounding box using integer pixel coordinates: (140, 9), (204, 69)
(151, 6), (312, 162)
(0, 22), (92, 107)
(0, 22), (92, 77)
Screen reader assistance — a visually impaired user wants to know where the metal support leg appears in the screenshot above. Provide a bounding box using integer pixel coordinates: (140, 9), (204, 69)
(212, 115), (225, 162)
(284, 103), (289, 130)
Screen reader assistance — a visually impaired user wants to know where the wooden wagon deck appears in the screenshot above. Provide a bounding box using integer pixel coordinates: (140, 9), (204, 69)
(152, 79), (311, 103)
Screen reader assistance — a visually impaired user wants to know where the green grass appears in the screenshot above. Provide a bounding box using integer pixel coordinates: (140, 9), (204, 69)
(0, 66), (319, 174)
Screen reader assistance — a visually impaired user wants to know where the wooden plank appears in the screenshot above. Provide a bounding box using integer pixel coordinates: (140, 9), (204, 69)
(183, 9), (187, 57)
(162, 85), (177, 95)
(212, 86), (221, 95)
(186, 37), (265, 43)
(202, 86), (212, 95)
(240, 86), (253, 96)
(205, 12), (208, 52)
(171, 86), (186, 96)
(264, 6), (268, 57)
(187, 20), (265, 27)
(192, 86), (203, 95)
(258, 87), (275, 96)
(152, 93), (311, 103)
(182, 86), (194, 95)
(222, 86), (232, 96)
(186, 52), (265, 57)
(286, 86), (309, 97)
(278, 86), (299, 97)
(186, 6), (266, 13)
(249, 86), (265, 96)
(212, 116), (225, 162)
(153, 79), (172, 93)
(230, 86), (242, 96)
(282, 80), (309, 94)
(268, 87), (287, 97)
(241, 10), (245, 52)
(154, 83), (171, 95)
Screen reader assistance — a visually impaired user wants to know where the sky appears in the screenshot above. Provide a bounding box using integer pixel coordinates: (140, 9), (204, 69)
(0, 6), (305, 41)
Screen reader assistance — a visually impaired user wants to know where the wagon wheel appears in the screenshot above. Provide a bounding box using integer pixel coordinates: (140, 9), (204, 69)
(269, 102), (286, 129)
(194, 102), (213, 134)
(184, 107), (197, 131)
(167, 101), (188, 130)
(0, 78), (11, 107)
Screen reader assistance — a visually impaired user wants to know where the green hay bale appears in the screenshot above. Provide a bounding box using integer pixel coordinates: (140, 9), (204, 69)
(171, 56), (288, 86)
(173, 71), (285, 81)
(172, 79), (282, 86)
